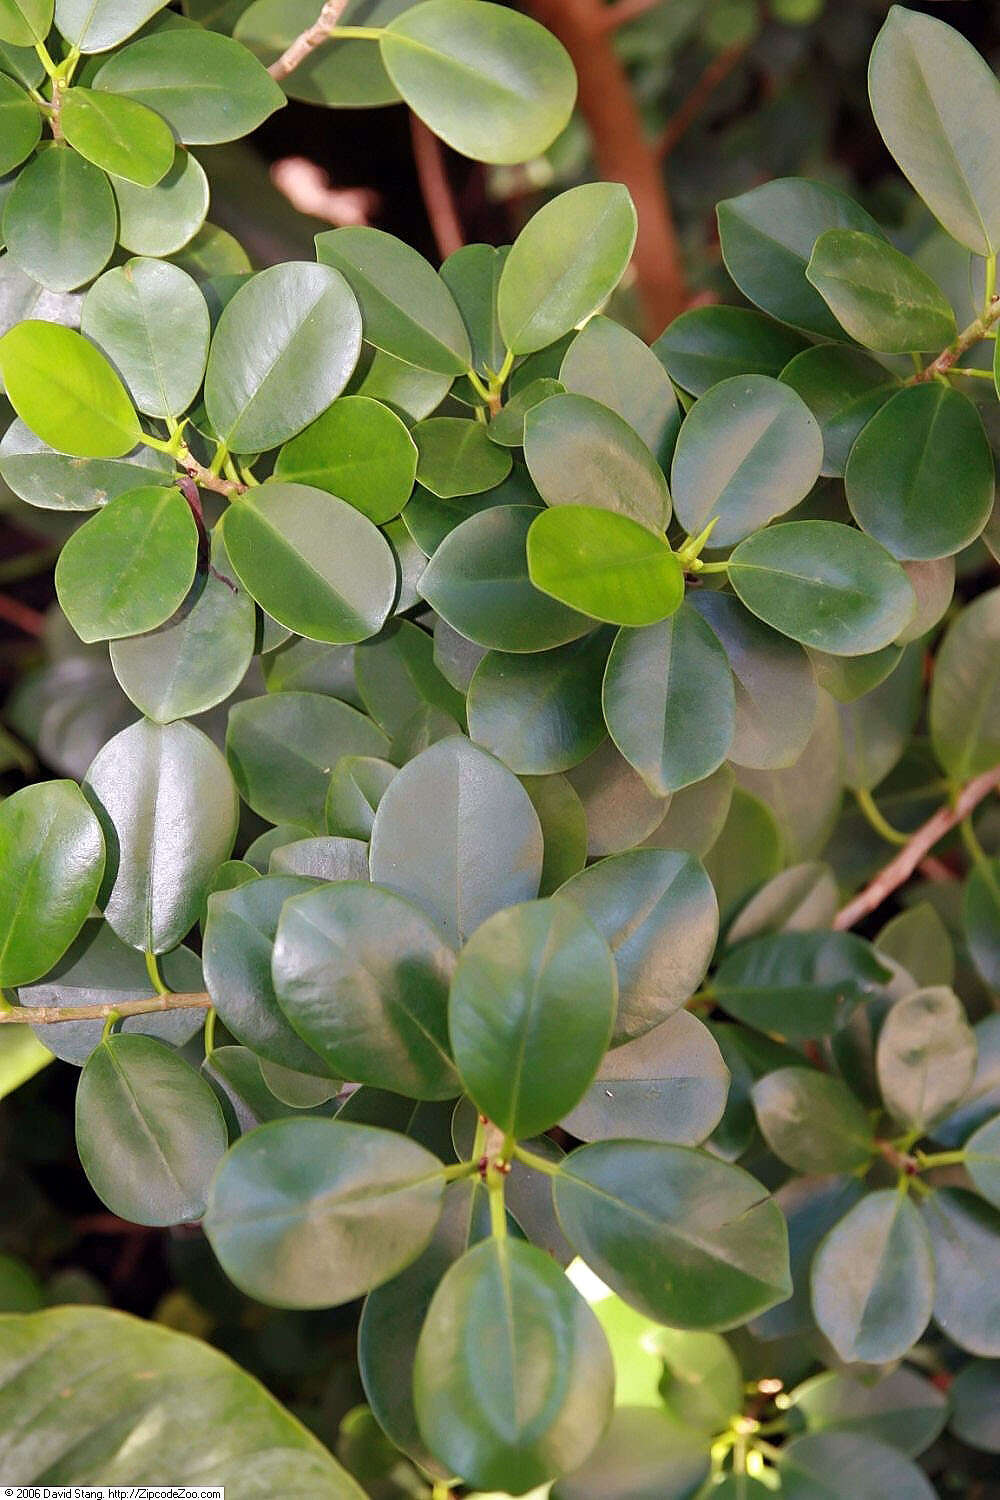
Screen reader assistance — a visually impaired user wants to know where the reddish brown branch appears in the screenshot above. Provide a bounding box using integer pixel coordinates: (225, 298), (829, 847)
(267, 0), (351, 80)
(410, 114), (465, 260)
(0, 992), (212, 1024)
(598, 0), (665, 30)
(834, 765), (1000, 930)
(524, 0), (687, 338)
(656, 43), (747, 159)
(0, 592), (45, 636)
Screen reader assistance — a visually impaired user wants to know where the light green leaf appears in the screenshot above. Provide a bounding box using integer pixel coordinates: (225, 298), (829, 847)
(54, 0), (170, 51)
(0, 319), (140, 457)
(414, 415), (511, 497)
(112, 151), (209, 257)
(0, 0), (51, 46)
(60, 88), (175, 188)
(274, 395), (417, 523)
(527, 505), (684, 627)
(0, 73), (39, 175)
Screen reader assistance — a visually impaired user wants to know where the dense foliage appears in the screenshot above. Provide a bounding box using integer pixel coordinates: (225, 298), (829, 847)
(0, 2), (998, 1497)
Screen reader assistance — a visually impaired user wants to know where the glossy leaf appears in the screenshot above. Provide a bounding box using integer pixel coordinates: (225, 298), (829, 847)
(221, 483), (396, 645)
(498, 184), (637, 355)
(53, 0), (170, 51)
(527, 505), (684, 627)
(204, 262), (362, 452)
(521, 772), (588, 896)
(728, 521), (916, 655)
(0, 319), (140, 457)
(550, 1406), (711, 1500)
(60, 87), (175, 188)
(780, 1432), (936, 1500)
(653, 305), (808, 396)
(0, 780), (104, 986)
(467, 632), (609, 776)
(780, 344), (900, 478)
(204, 1117), (445, 1308)
(876, 986), (977, 1131)
(273, 881), (458, 1100)
(235, 0), (410, 108)
(560, 315), (680, 466)
(523, 391), (671, 530)
(112, 151), (210, 257)
(84, 717), (239, 952)
(838, 641), (922, 791)
(753, 1067), (875, 1174)
(671, 375), (822, 546)
(274, 394), (416, 523)
(449, 897), (616, 1137)
(439, 241), (506, 375)
(924, 1187), (1000, 1356)
(714, 931), (890, 1038)
(806, 230), (956, 351)
(791, 1367), (947, 1457)
(355, 620), (463, 736)
(413, 415), (511, 497)
(565, 739), (669, 860)
(929, 586), (1000, 781)
(380, 0), (577, 166)
(0, 0), (50, 45)
(554, 1141), (790, 1329)
(950, 1361), (1000, 1453)
(0, 73), (39, 175)
(76, 1033), (227, 1224)
(3, 146), (116, 290)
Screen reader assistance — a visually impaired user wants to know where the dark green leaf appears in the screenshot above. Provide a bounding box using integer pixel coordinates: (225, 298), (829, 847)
(235, 0), (409, 109)
(791, 1367), (947, 1457)
(439, 241), (506, 376)
(467, 632), (609, 775)
(560, 315), (680, 467)
(714, 931), (890, 1038)
(750, 1174), (865, 1338)
(3, 146), (116, 290)
(413, 415), (511, 497)
(355, 620), (463, 736)
(964, 858), (1000, 990)
(949, 1361), (1000, 1453)
(524, 391), (670, 530)
(565, 739), (669, 859)
(966, 1114), (1000, 1209)
(753, 1067), (875, 1173)
(930, 586), (1000, 781)
(780, 344), (900, 478)
(806, 230), (956, 351)
(838, 641), (922, 791)
(876, 986), (977, 1130)
(924, 1187), (1000, 1355)
(779, 1432), (936, 1500)
(653, 305), (808, 396)
(521, 772), (588, 896)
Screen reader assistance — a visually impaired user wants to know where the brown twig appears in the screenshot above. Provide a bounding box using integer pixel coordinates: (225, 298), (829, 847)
(834, 765), (1000, 930)
(918, 855), (958, 884)
(179, 447), (245, 499)
(0, 992), (212, 1025)
(908, 296), (1000, 383)
(524, 0), (688, 338)
(656, 43), (747, 159)
(410, 114), (465, 260)
(0, 592), (46, 636)
(267, 0), (351, 81)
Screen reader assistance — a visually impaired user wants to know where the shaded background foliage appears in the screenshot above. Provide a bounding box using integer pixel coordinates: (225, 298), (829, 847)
(0, 2), (999, 1497)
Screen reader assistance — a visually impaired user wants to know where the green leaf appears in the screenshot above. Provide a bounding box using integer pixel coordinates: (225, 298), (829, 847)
(877, 901), (955, 989)
(810, 1189), (934, 1363)
(728, 521), (917, 655)
(18, 920), (205, 1064)
(370, 736), (543, 944)
(55, 486), (198, 643)
(273, 881), (459, 1100)
(205, 1117), (446, 1307)
(930, 586), (1000, 781)
(923, 1187), (1000, 1356)
(560, 315), (681, 468)
(703, 784), (784, 921)
(204, 262), (362, 452)
(0, 0), (51, 46)
(109, 531), (256, 723)
(81, 259), (210, 419)
(644, 762), (734, 859)
(806, 230), (956, 352)
(76, 1033), (227, 1224)
(752, 1066), (875, 1173)
(439, 240), (506, 376)
(3, 146), (116, 290)
(53, 0), (170, 51)
(0, 780), (104, 986)
(838, 642), (922, 791)
(449, 897), (615, 1137)
(524, 391), (671, 531)
(714, 931), (890, 1038)
(780, 1432), (936, 1500)
(566, 739), (670, 859)
(780, 344), (901, 478)
(317, 225), (469, 375)
(273, 395), (416, 523)
(717, 177), (886, 336)
(750, 1174), (865, 1338)
(876, 986), (977, 1131)
(419, 504), (594, 653)
(380, 0), (577, 166)
(111, 149), (209, 257)
(527, 505), (684, 627)
(737, 689), (844, 861)
(845, 385), (994, 560)
(235, 0), (408, 107)
(0, 319), (140, 457)
(221, 483), (396, 645)
(562, 1009), (729, 1146)
(268, 835), (369, 881)
(791, 1368), (947, 1457)
(950, 1360), (1000, 1453)
(0, 1305), (365, 1493)
(203, 875), (329, 1074)
(413, 1237), (613, 1492)
(93, 28), (284, 143)
(964, 858), (1000, 990)
(226, 690), (389, 830)
(414, 415), (511, 497)
(84, 717), (239, 952)
(897, 555), (955, 645)
(554, 1140), (790, 1329)
(521, 772), (587, 896)
(355, 620), (464, 736)
(653, 305), (809, 396)
(467, 631), (609, 775)
(966, 1114), (1000, 1210)
(671, 375), (822, 546)
(0, 73), (39, 175)
(550, 1406), (712, 1500)
(558, 849), (718, 1043)
(602, 604), (735, 795)
(692, 591), (818, 770)
(60, 88), (175, 188)
(498, 184), (637, 355)
(869, 6), (1000, 256)
(0, 1028), (51, 1101)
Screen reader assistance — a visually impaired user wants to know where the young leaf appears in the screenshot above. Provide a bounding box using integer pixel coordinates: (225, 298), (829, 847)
(380, 0), (577, 166)
(554, 1140), (791, 1329)
(527, 506), (684, 627)
(0, 780), (104, 986)
(273, 882), (459, 1100)
(0, 320), (141, 457)
(206, 1118), (446, 1308)
(869, 6), (1000, 256)
(60, 88), (175, 188)
(806, 230), (956, 352)
(413, 1237), (613, 1492)
(274, 395), (417, 523)
(448, 897), (616, 1138)
(76, 1034), (227, 1225)
(498, 183), (638, 355)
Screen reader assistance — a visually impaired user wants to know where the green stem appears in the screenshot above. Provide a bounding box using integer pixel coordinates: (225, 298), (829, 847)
(441, 1160), (479, 1182)
(984, 253), (997, 320)
(513, 1143), (562, 1177)
(950, 366), (995, 379)
(144, 950), (170, 997)
(101, 1009), (121, 1043)
(493, 348), (516, 387)
(465, 367), (492, 404)
(694, 559), (730, 575)
(327, 24), (386, 39)
(487, 1170), (507, 1239)
(916, 1149), (967, 1170)
(203, 1007), (217, 1060)
(33, 39), (59, 78)
(855, 786), (909, 847)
